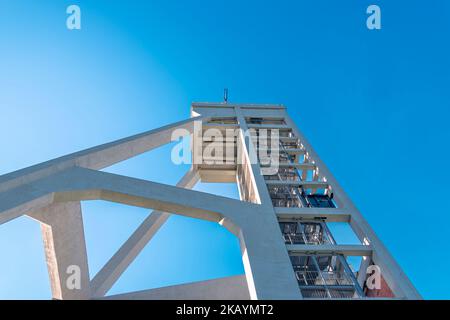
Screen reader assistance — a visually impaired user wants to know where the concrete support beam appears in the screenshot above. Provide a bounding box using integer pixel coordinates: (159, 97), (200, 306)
(285, 114), (422, 299)
(265, 180), (329, 189)
(275, 207), (351, 222)
(192, 102), (285, 110)
(90, 168), (200, 297)
(101, 275), (250, 300)
(277, 163), (317, 170)
(199, 169), (236, 183)
(202, 123), (239, 130)
(349, 214), (422, 299)
(0, 192), (54, 226)
(0, 117), (201, 194)
(1, 166), (249, 223)
(239, 221), (302, 300)
(287, 244), (372, 256)
(280, 136), (299, 143)
(28, 202), (91, 300)
(246, 124), (290, 130)
(234, 106), (301, 300)
(201, 158), (237, 164)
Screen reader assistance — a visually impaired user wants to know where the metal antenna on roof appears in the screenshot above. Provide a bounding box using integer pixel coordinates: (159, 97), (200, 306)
(223, 88), (228, 103)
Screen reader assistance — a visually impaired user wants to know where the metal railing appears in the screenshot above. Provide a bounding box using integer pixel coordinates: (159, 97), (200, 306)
(290, 255), (365, 299)
(280, 222), (335, 245)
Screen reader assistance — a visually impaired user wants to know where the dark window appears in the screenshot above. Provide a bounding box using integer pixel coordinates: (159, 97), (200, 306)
(307, 195), (336, 208)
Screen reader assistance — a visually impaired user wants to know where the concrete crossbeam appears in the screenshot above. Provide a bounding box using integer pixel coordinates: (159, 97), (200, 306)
(284, 114), (422, 299)
(287, 244), (372, 256)
(0, 117), (201, 194)
(101, 275), (250, 300)
(199, 169), (236, 183)
(275, 207), (351, 222)
(90, 168), (200, 297)
(265, 180), (329, 189)
(246, 124), (290, 130)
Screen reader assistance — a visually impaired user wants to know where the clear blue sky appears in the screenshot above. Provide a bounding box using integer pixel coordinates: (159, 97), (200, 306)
(0, 0), (449, 299)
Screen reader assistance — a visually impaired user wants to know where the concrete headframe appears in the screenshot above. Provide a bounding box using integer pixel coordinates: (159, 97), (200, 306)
(0, 102), (421, 300)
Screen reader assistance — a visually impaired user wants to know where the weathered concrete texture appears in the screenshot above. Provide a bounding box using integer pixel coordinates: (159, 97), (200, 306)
(28, 202), (90, 300)
(101, 275), (250, 300)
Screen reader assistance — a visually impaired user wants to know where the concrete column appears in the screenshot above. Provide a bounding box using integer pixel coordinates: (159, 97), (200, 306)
(239, 213), (301, 300)
(29, 202), (91, 300)
(284, 114), (421, 299)
(234, 107), (301, 299)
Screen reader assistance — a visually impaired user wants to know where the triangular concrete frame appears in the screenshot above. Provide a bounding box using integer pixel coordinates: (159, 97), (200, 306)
(0, 116), (286, 300)
(0, 102), (422, 300)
